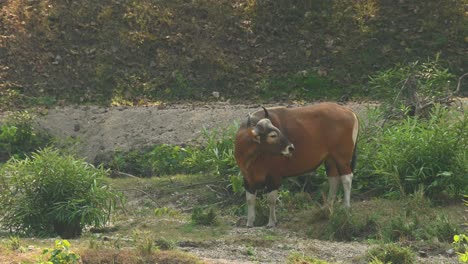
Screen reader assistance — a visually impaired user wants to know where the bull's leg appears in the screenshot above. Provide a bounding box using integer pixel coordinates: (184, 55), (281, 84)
(327, 176), (340, 204)
(334, 153), (354, 208)
(266, 190), (278, 228)
(340, 173), (353, 208)
(325, 159), (340, 204)
(246, 191), (256, 227)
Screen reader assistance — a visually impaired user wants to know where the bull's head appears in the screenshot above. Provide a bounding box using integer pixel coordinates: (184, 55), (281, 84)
(247, 108), (295, 157)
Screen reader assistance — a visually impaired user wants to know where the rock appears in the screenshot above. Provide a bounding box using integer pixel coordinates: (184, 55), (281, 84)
(446, 248), (456, 257)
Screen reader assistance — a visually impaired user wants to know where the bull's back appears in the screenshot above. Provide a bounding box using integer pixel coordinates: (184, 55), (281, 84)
(266, 103), (357, 177)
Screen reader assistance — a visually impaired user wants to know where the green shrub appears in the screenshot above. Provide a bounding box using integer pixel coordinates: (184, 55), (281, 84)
(40, 240), (80, 264)
(0, 148), (123, 238)
(360, 105), (467, 198)
(108, 124), (239, 178)
(0, 111), (49, 162)
(367, 243), (416, 264)
(148, 144), (189, 176)
(368, 56), (455, 117)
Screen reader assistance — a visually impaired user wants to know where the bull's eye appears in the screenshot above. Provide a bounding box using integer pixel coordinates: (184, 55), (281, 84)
(268, 132), (278, 138)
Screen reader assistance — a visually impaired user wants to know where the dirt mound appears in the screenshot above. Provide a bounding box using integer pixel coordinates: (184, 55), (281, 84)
(34, 102), (371, 163)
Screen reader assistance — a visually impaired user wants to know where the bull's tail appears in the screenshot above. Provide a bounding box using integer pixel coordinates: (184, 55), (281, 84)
(350, 112), (359, 173)
(351, 140), (358, 173)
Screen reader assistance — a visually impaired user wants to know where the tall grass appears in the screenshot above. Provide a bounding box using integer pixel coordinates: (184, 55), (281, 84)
(108, 124), (239, 179)
(357, 105), (467, 199)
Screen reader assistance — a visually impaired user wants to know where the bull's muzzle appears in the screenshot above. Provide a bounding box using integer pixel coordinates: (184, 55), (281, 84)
(281, 144), (295, 157)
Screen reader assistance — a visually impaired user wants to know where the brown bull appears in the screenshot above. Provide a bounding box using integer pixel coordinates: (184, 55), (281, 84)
(234, 103), (359, 227)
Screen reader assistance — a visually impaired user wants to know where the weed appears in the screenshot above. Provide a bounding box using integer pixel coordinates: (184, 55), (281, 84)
(154, 207), (179, 217)
(453, 234), (468, 263)
(287, 251), (330, 264)
(133, 230), (154, 256)
(40, 240), (81, 264)
(7, 236), (21, 251)
(191, 207), (218, 226)
(155, 237), (176, 250)
(246, 246), (255, 256)
(367, 243), (416, 264)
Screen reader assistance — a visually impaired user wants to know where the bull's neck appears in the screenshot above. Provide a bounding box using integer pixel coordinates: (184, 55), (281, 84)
(242, 146), (261, 171)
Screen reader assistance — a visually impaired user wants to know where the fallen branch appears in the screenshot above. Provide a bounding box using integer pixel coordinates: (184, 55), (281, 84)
(116, 188), (160, 207)
(113, 170), (140, 179)
(455, 72), (468, 95)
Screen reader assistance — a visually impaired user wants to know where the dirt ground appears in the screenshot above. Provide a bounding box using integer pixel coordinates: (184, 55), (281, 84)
(34, 101), (373, 163)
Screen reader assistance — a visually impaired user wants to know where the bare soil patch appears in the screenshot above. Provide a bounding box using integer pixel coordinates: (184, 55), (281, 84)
(34, 101), (372, 163)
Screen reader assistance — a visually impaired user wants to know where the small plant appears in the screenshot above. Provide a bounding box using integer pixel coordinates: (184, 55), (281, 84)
(453, 234), (468, 263)
(40, 240), (80, 264)
(367, 243), (416, 264)
(8, 236), (22, 251)
(154, 237), (176, 250)
(287, 251), (330, 264)
(246, 246), (255, 256)
(154, 207), (179, 217)
(133, 230), (154, 256)
(0, 148), (123, 237)
(191, 207), (218, 226)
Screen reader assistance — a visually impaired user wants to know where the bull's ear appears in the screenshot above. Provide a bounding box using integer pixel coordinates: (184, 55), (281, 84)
(250, 128), (261, 143)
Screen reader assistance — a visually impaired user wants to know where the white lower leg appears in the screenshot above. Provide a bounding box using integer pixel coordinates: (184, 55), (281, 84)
(340, 173), (353, 208)
(246, 191), (256, 227)
(328, 176), (340, 204)
(266, 190), (278, 228)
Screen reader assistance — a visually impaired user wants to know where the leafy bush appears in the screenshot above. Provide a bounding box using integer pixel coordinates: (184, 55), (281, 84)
(40, 240), (80, 264)
(358, 105), (467, 198)
(367, 243), (416, 264)
(0, 111), (49, 162)
(368, 56), (455, 117)
(108, 125), (239, 178)
(0, 148), (123, 238)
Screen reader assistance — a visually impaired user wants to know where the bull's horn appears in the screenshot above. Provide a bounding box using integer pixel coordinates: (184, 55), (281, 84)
(262, 107), (269, 118)
(247, 114), (252, 127)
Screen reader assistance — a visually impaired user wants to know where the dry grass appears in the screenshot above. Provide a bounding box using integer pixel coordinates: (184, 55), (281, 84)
(79, 248), (204, 264)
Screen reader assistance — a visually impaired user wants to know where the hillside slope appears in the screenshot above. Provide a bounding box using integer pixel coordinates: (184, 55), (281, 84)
(1, 0), (466, 108)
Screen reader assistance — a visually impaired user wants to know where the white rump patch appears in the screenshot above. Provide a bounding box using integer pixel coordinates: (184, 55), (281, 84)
(352, 113), (359, 146)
